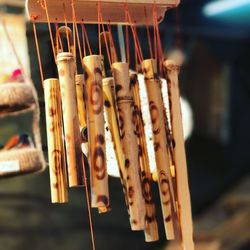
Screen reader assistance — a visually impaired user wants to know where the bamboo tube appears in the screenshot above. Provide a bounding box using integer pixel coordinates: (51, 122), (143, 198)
(57, 52), (83, 187)
(112, 62), (145, 231)
(164, 60), (194, 250)
(75, 74), (88, 142)
(130, 72), (159, 242)
(142, 58), (175, 240)
(44, 78), (68, 203)
(103, 77), (129, 211)
(82, 55), (110, 213)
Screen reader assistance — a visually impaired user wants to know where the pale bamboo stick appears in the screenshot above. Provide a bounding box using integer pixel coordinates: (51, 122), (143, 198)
(82, 55), (110, 213)
(142, 58), (175, 240)
(112, 62), (145, 231)
(103, 77), (129, 212)
(44, 78), (68, 203)
(57, 52), (83, 187)
(164, 60), (194, 250)
(130, 72), (159, 241)
(75, 74), (88, 144)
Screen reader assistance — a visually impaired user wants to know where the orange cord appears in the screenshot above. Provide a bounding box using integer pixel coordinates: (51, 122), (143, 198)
(81, 156), (96, 250)
(62, 3), (71, 53)
(81, 23), (92, 55)
(43, 0), (56, 62)
(32, 21), (44, 87)
(107, 23), (118, 63)
(144, 7), (153, 59)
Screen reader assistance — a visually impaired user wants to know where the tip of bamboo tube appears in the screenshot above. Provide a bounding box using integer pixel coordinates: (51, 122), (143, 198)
(56, 52), (74, 62)
(43, 78), (59, 85)
(164, 60), (180, 70)
(102, 77), (114, 86)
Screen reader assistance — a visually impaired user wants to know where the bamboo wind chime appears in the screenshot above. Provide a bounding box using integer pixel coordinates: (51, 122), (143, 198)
(26, 0), (194, 249)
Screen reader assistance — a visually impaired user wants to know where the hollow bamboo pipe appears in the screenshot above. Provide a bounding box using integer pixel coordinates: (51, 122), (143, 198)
(75, 74), (88, 143)
(164, 60), (194, 250)
(82, 55), (110, 213)
(103, 77), (129, 212)
(44, 78), (68, 203)
(142, 58), (175, 240)
(130, 72), (159, 241)
(57, 52), (83, 187)
(112, 62), (145, 231)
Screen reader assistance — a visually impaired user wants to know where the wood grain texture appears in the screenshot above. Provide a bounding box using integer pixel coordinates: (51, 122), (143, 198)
(164, 60), (194, 250)
(130, 72), (159, 241)
(142, 59), (175, 240)
(57, 52), (83, 187)
(44, 78), (68, 203)
(103, 77), (129, 214)
(112, 62), (145, 231)
(82, 55), (110, 213)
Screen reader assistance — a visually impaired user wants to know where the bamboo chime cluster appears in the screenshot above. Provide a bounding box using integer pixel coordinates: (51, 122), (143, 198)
(30, 0), (194, 249)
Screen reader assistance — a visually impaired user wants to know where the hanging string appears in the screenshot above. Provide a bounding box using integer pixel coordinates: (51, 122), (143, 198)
(107, 23), (118, 63)
(144, 7), (153, 59)
(152, 3), (164, 76)
(70, 0), (83, 66)
(125, 7), (143, 64)
(62, 3), (71, 53)
(81, 156), (96, 250)
(152, 5), (157, 62)
(42, 0), (56, 62)
(125, 9), (130, 66)
(55, 21), (63, 53)
(81, 21), (87, 57)
(99, 17), (112, 68)
(32, 20), (44, 87)
(81, 22), (92, 56)
(97, 1), (102, 55)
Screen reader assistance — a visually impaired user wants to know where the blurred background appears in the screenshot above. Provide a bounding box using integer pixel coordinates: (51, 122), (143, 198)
(0, 0), (249, 249)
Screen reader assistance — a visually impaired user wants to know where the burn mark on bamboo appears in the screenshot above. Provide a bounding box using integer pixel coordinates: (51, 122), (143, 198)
(145, 214), (156, 223)
(93, 146), (106, 180)
(94, 67), (102, 76)
(164, 215), (172, 222)
(125, 159), (130, 168)
(104, 99), (111, 108)
(130, 74), (137, 89)
(90, 82), (103, 114)
(97, 195), (109, 206)
(115, 84), (122, 94)
(142, 178), (153, 204)
(154, 142), (160, 152)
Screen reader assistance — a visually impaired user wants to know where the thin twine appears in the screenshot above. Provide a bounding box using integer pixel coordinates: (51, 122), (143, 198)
(107, 23), (118, 63)
(62, 3), (71, 53)
(81, 22), (86, 57)
(81, 156), (96, 250)
(81, 22), (92, 55)
(32, 21), (44, 87)
(125, 8), (143, 64)
(42, 0), (56, 62)
(144, 7), (153, 59)
(100, 17), (112, 68)
(55, 21), (63, 53)
(125, 7), (130, 66)
(97, 1), (102, 55)
(71, 0), (83, 69)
